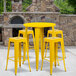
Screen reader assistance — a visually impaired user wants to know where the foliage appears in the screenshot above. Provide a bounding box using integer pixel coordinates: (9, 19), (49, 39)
(22, 0), (32, 12)
(68, 0), (76, 13)
(0, 0), (75, 14)
(0, 0), (32, 13)
(0, 0), (4, 14)
(54, 0), (74, 14)
(6, 0), (12, 12)
(0, 0), (11, 14)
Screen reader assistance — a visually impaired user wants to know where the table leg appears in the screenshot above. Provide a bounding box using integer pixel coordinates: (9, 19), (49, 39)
(35, 28), (40, 71)
(40, 28), (44, 59)
(41, 41), (45, 70)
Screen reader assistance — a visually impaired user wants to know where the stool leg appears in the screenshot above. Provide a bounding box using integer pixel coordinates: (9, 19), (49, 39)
(18, 32), (20, 37)
(62, 33), (66, 58)
(47, 32), (49, 37)
(23, 32), (27, 62)
(23, 43), (26, 64)
(55, 34), (60, 66)
(45, 43), (48, 58)
(32, 32), (36, 56)
(50, 42), (54, 75)
(19, 43), (21, 67)
(54, 43), (57, 67)
(41, 42), (45, 70)
(5, 41), (10, 70)
(26, 40), (31, 72)
(32, 32), (35, 50)
(45, 33), (49, 58)
(61, 41), (66, 72)
(56, 43), (59, 66)
(62, 39), (66, 58)
(14, 43), (19, 75)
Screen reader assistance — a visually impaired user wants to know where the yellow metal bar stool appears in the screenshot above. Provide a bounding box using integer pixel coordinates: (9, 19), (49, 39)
(5, 37), (31, 75)
(41, 37), (66, 75)
(45, 29), (66, 58)
(18, 30), (35, 49)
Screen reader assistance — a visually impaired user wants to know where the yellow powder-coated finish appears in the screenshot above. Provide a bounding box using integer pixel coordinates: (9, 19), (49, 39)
(23, 22), (56, 71)
(23, 22), (56, 28)
(18, 30), (35, 63)
(5, 37), (31, 75)
(45, 29), (66, 58)
(18, 30), (35, 49)
(41, 37), (66, 75)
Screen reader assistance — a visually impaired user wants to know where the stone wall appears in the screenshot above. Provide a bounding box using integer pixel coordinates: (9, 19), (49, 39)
(0, 15), (3, 24)
(1, 12), (76, 46)
(26, 0), (59, 12)
(2, 28), (12, 45)
(12, 0), (22, 12)
(59, 14), (76, 46)
(2, 12), (59, 46)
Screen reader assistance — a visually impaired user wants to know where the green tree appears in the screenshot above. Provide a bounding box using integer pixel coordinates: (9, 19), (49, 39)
(0, 0), (4, 14)
(6, 0), (12, 12)
(54, 0), (74, 14)
(68, 0), (76, 13)
(0, 0), (75, 14)
(0, 0), (12, 14)
(22, 0), (32, 12)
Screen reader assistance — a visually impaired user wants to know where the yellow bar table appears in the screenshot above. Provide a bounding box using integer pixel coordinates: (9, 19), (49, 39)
(23, 22), (56, 71)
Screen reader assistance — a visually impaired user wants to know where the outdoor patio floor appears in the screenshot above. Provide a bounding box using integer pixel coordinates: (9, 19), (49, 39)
(0, 46), (76, 76)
